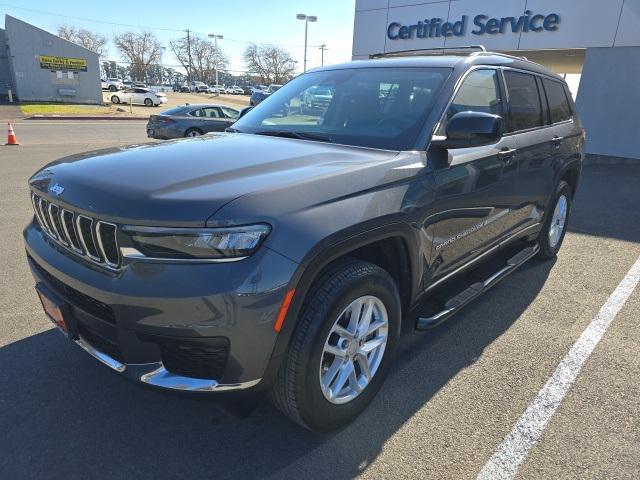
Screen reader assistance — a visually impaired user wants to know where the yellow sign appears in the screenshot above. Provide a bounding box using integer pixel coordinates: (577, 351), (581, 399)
(39, 55), (87, 72)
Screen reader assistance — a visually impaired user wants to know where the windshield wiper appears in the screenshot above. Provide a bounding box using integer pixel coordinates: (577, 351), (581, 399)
(254, 130), (333, 143)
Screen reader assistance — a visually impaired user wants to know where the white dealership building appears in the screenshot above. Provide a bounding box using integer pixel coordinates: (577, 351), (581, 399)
(352, 0), (640, 160)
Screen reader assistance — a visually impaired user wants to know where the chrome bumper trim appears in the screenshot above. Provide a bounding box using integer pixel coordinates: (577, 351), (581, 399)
(76, 336), (126, 373)
(140, 367), (261, 392)
(73, 335), (260, 392)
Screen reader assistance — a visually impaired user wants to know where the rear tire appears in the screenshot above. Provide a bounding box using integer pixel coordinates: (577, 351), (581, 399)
(109, 85), (117, 92)
(270, 259), (401, 431)
(538, 180), (572, 259)
(110, 95), (120, 104)
(184, 128), (203, 137)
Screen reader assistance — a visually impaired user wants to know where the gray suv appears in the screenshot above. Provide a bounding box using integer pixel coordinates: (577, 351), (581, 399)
(24, 49), (584, 431)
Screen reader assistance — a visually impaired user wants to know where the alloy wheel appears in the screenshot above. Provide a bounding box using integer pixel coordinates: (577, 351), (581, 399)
(319, 295), (388, 405)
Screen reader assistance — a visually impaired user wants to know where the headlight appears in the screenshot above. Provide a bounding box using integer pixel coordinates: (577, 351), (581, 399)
(122, 224), (270, 260)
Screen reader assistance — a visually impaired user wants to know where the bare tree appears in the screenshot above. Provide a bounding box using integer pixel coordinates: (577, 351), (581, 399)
(244, 44), (296, 84)
(169, 33), (228, 83)
(58, 24), (108, 58)
(113, 31), (163, 82)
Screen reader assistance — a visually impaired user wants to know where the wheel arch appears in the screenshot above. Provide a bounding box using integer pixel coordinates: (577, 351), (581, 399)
(259, 222), (422, 389)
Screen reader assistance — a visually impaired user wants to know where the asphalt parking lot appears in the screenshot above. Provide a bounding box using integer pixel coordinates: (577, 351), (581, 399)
(1, 122), (639, 479)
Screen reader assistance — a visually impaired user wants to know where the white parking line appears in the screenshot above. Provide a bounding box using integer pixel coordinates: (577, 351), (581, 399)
(477, 254), (640, 480)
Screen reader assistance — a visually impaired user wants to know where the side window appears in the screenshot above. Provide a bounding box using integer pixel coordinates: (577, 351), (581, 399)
(446, 69), (502, 122)
(543, 78), (572, 124)
(220, 107), (239, 119)
(504, 71), (543, 132)
(188, 109), (204, 117)
(201, 107), (221, 118)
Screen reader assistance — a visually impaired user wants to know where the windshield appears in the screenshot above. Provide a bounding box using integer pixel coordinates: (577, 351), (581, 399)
(233, 67), (450, 150)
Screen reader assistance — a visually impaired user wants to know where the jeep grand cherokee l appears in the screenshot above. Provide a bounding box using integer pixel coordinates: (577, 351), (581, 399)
(24, 50), (584, 431)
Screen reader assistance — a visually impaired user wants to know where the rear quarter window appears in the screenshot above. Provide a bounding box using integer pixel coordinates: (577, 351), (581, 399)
(543, 78), (573, 123)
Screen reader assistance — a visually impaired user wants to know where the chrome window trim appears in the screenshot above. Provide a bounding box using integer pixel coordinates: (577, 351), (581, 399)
(96, 221), (120, 268)
(75, 214), (102, 262)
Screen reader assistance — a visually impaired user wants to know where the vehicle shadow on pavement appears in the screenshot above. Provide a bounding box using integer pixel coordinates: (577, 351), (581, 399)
(0, 258), (554, 480)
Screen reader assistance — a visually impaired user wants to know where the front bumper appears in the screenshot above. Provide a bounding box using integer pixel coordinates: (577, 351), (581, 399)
(24, 220), (298, 393)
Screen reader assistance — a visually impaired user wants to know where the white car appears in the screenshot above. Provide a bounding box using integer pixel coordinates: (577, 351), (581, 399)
(227, 85), (244, 95)
(109, 88), (167, 107)
(101, 78), (124, 91)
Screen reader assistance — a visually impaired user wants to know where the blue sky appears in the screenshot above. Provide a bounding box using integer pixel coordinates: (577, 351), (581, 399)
(0, 0), (356, 74)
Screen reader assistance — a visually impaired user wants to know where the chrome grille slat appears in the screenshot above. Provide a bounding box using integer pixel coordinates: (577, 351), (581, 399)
(48, 203), (68, 246)
(76, 215), (101, 262)
(61, 209), (83, 254)
(30, 191), (120, 270)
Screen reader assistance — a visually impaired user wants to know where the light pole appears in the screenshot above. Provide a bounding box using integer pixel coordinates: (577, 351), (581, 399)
(296, 14), (317, 72)
(159, 46), (166, 86)
(208, 33), (223, 87)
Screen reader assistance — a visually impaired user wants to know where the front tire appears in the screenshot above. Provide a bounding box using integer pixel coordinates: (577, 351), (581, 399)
(270, 259), (401, 431)
(144, 98), (153, 106)
(109, 85), (117, 92)
(110, 95), (120, 104)
(538, 180), (572, 259)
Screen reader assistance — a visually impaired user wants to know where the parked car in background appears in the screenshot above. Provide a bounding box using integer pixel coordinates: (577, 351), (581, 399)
(227, 86), (244, 95)
(301, 85), (333, 114)
(251, 84), (268, 94)
(131, 82), (148, 88)
(249, 84), (283, 106)
(146, 104), (240, 138)
(241, 86), (252, 95)
(110, 88), (167, 107)
(101, 78), (124, 91)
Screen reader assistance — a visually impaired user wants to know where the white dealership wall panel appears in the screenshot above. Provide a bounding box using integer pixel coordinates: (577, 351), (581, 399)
(352, 0), (640, 160)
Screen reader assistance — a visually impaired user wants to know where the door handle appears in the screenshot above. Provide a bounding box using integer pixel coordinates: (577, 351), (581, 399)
(498, 147), (516, 162)
(552, 136), (564, 148)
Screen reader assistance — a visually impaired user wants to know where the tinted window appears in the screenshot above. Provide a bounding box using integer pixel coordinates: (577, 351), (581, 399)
(504, 71), (543, 131)
(189, 109), (204, 117)
(543, 79), (572, 123)
(446, 69), (502, 121)
(233, 67), (450, 150)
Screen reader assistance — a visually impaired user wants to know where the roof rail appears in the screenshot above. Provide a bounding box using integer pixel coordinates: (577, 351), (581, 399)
(369, 45), (486, 59)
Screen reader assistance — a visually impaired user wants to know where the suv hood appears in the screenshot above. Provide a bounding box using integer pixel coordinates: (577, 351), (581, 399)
(29, 133), (406, 226)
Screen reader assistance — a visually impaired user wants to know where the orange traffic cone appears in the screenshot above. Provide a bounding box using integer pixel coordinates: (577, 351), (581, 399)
(6, 122), (19, 145)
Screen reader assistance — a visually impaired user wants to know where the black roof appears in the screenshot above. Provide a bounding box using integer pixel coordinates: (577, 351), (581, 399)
(310, 52), (563, 81)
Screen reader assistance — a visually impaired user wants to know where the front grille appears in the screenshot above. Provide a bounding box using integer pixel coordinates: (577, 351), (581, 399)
(30, 257), (116, 324)
(161, 343), (229, 380)
(31, 191), (120, 269)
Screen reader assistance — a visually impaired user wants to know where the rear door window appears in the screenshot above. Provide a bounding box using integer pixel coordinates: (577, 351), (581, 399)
(543, 78), (572, 123)
(504, 71), (543, 132)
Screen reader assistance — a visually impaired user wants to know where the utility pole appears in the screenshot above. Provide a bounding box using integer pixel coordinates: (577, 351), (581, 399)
(318, 44), (327, 66)
(186, 29), (193, 82)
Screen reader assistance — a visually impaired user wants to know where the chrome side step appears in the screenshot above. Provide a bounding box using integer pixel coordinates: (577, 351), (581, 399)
(416, 243), (540, 330)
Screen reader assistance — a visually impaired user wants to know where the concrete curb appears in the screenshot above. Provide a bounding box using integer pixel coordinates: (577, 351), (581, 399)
(24, 115), (149, 121)
(583, 154), (639, 165)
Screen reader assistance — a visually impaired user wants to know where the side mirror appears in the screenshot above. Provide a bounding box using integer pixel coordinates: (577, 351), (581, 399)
(433, 111), (503, 149)
(239, 106), (253, 118)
